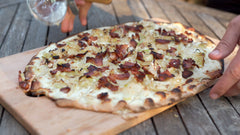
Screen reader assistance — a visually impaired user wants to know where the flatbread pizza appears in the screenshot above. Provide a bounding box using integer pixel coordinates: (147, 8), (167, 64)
(18, 20), (223, 116)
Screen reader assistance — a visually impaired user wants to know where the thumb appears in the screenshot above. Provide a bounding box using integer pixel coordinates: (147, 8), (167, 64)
(209, 16), (240, 60)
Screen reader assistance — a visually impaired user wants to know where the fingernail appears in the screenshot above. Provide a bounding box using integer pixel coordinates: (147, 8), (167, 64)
(210, 93), (219, 99)
(210, 50), (220, 56)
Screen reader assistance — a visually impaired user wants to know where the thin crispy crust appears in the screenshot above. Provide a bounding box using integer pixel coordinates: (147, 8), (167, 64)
(19, 20), (224, 115)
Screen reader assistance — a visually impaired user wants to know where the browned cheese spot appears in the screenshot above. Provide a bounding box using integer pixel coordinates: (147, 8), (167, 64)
(205, 69), (222, 79)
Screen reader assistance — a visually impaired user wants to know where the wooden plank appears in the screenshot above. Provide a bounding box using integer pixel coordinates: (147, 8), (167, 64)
(112, 0), (135, 24)
(151, 4), (222, 134)
(119, 119), (156, 135)
(199, 89), (240, 134)
(197, 13), (225, 39)
(155, 0), (188, 26)
(174, 7), (218, 39)
(177, 96), (220, 135)
(167, 0), (236, 21)
(0, 0), (24, 8)
(47, 25), (66, 45)
(218, 18), (229, 28)
(153, 107), (188, 135)
(0, 3), (31, 58)
(0, 111), (29, 135)
(141, 0), (168, 20)
(227, 96), (240, 114)
(69, 16), (87, 35)
(127, 0), (150, 21)
(22, 19), (48, 51)
(0, 5), (18, 46)
(87, 3), (118, 29)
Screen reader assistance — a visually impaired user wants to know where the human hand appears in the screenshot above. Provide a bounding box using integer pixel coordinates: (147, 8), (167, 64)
(209, 15), (240, 99)
(61, 0), (92, 33)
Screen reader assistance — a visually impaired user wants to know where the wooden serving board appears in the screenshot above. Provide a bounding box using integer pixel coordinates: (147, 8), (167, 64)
(0, 48), (179, 134)
(0, 22), (236, 134)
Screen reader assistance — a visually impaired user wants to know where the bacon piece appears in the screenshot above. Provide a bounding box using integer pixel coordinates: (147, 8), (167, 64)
(86, 57), (103, 66)
(168, 59), (181, 68)
(131, 70), (145, 82)
(86, 50), (108, 66)
(151, 51), (164, 59)
(185, 31), (192, 35)
(78, 40), (87, 48)
(182, 69), (193, 79)
(155, 39), (171, 44)
(182, 58), (198, 69)
(78, 33), (90, 38)
(166, 47), (177, 54)
(84, 65), (109, 77)
(156, 70), (174, 81)
(109, 52), (118, 61)
(97, 92), (108, 100)
(137, 52), (145, 62)
(56, 63), (72, 72)
(75, 51), (88, 59)
(50, 70), (58, 75)
(60, 87), (70, 93)
(19, 81), (30, 90)
(161, 29), (169, 36)
(116, 44), (129, 60)
(89, 36), (98, 41)
(135, 25), (144, 32)
(142, 66), (153, 75)
(108, 72), (130, 83)
(98, 77), (118, 91)
(155, 28), (162, 34)
(119, 62), (140, 72)
(109, 28), (120, 38)
(52, 56), (60, 59)
(124, 24), (144, 33)
(57, 43), (66, 48)
(130, 38), (137, 48)
(135, 33), (140, 41)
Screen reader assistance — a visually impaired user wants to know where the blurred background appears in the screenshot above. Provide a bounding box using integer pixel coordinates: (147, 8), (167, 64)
(181, 0), (240, 14)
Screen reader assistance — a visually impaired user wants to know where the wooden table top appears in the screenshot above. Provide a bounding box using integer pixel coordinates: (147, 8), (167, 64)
(0, 0), (240, 134)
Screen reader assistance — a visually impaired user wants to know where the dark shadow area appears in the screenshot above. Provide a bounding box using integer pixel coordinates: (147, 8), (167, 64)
(206, 0), (240, 14)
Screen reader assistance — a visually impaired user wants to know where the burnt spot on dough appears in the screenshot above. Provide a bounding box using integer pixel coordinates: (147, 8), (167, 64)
(57, 43), (66, 48)
(171, 87), (181, 94)
(185, 78), (193, 84)
(144, 98), (155, 107)
(156, 91), (166, 98)
(60, 87), (71, 93)
(205, 69), (222, 79)
(188, 85), (196, 90)
(97, 92), (108, 100)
